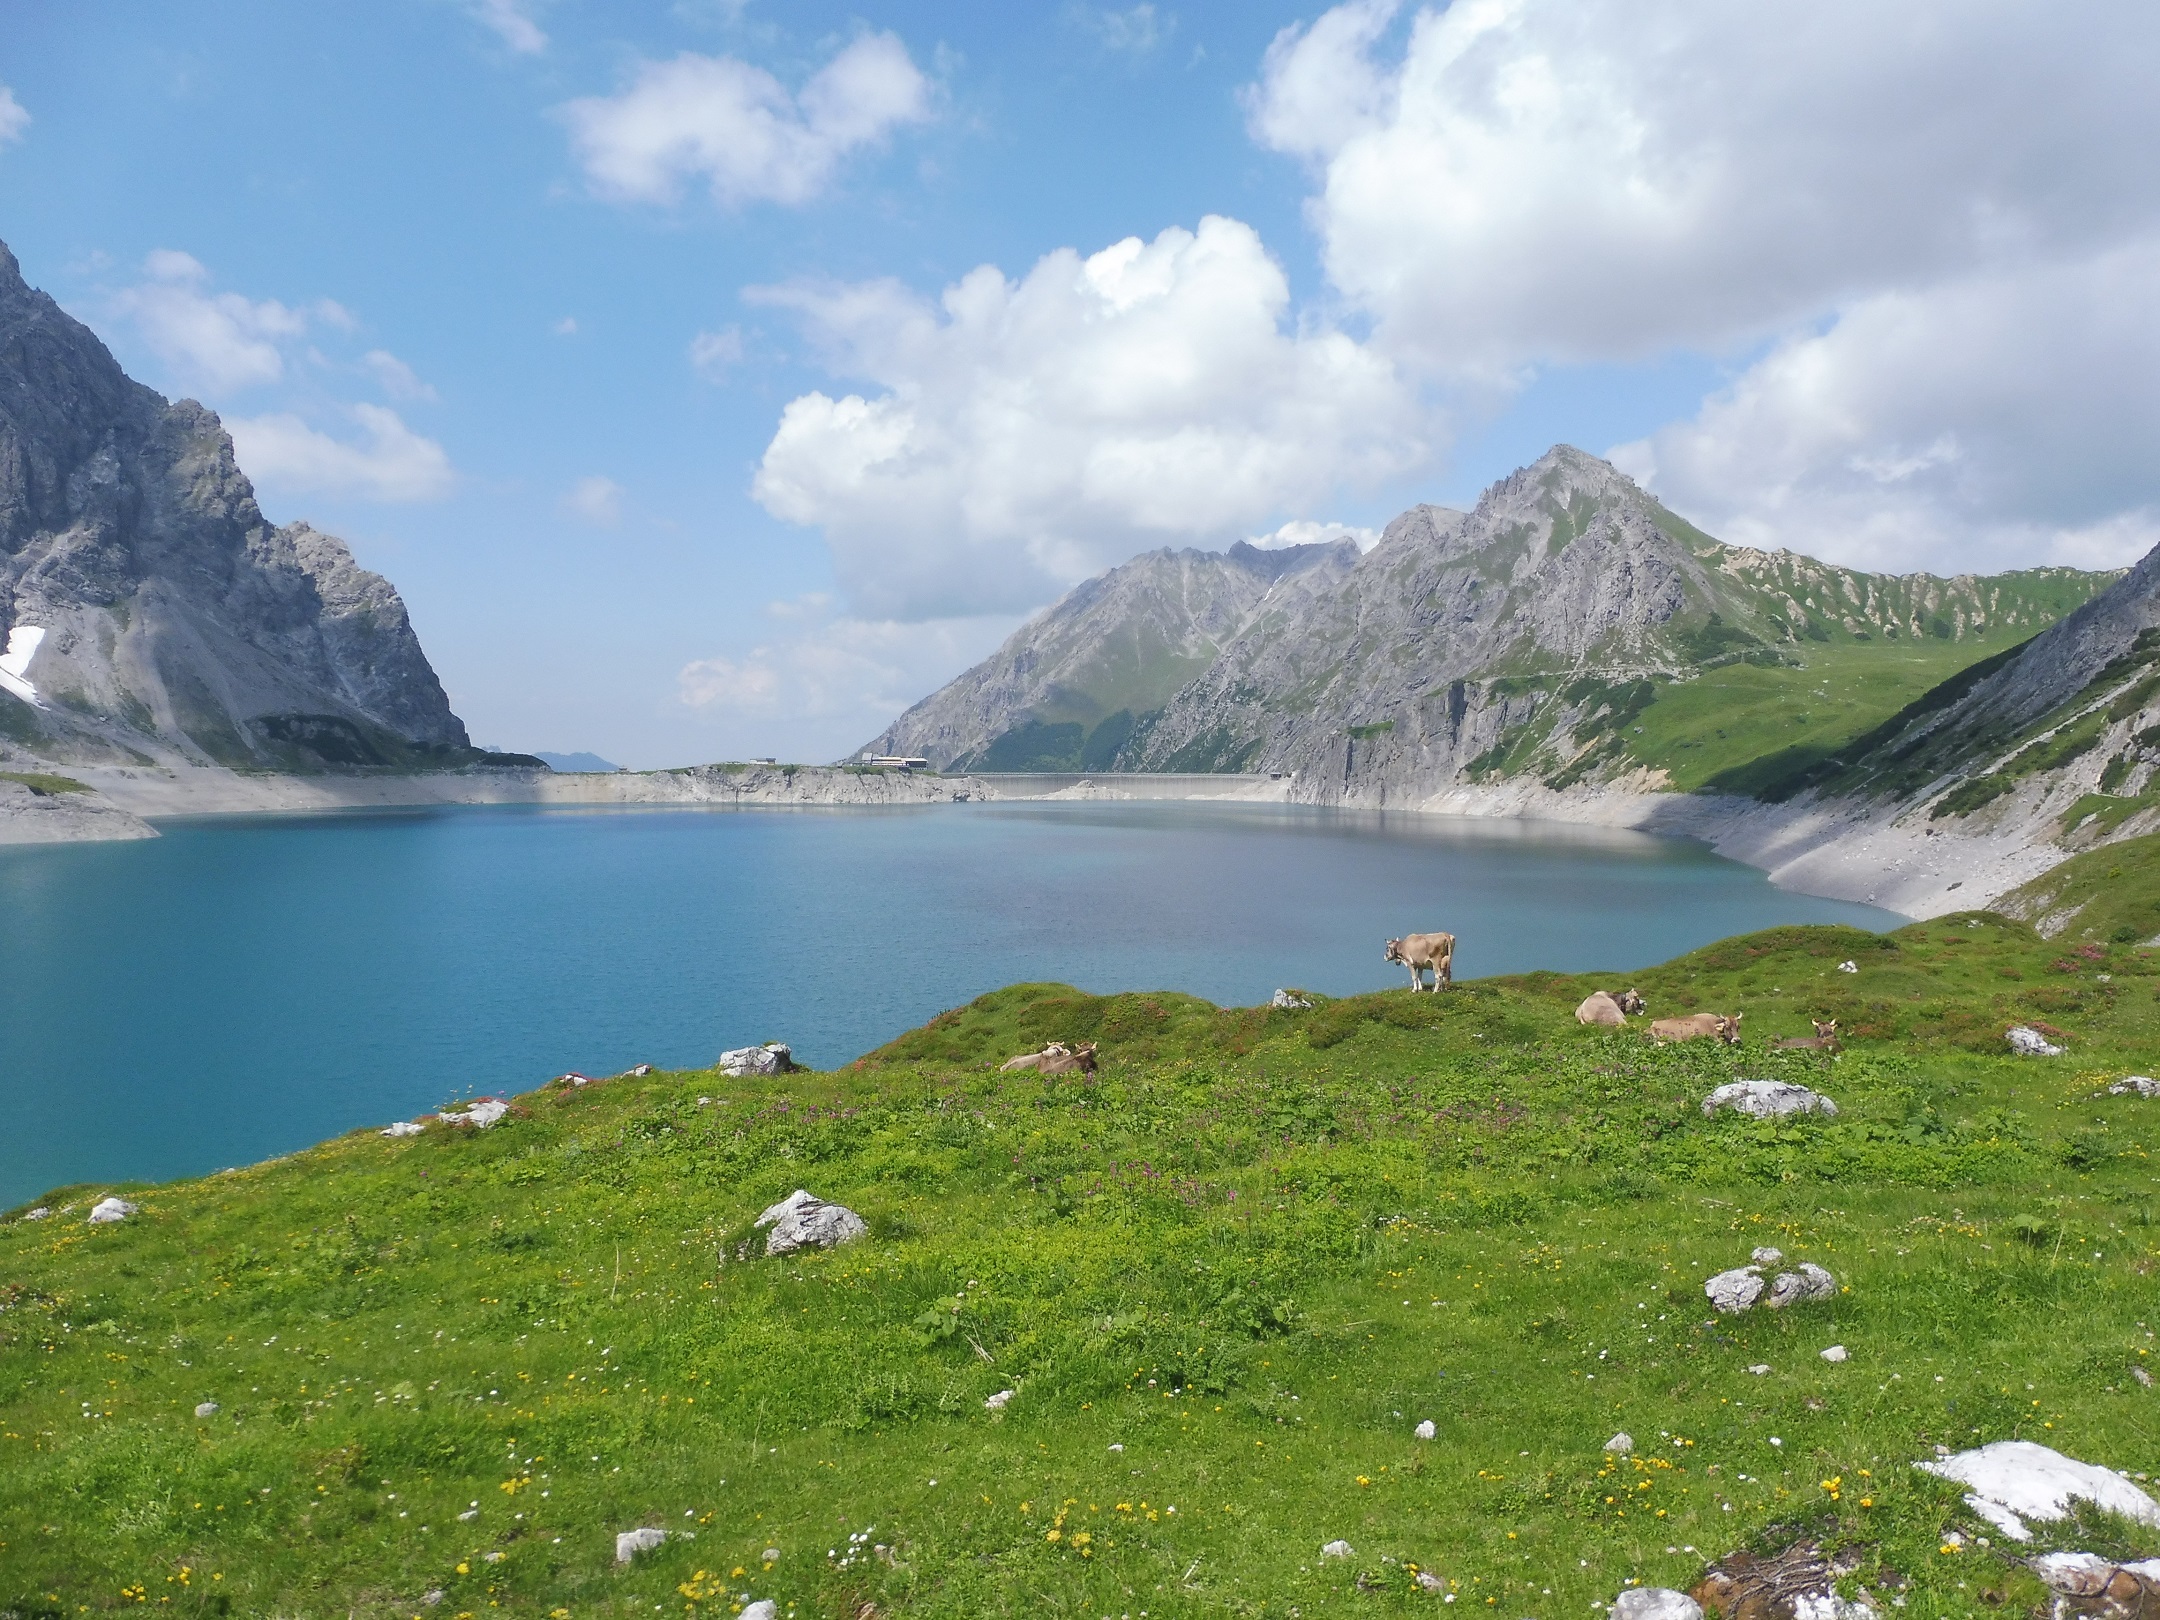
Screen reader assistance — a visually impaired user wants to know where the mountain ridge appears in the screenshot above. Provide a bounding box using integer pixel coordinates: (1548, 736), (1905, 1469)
(0, 238), (485, 773)
(877, 445), (2116, 801)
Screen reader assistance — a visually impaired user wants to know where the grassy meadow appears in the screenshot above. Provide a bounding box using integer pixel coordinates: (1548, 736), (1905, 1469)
(5, 912), (2160, 1617)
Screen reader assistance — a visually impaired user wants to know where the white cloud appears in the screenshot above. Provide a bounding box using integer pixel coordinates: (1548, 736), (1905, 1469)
(750, 215), (1425, 619)
(552, 316), (578, 336)
(678, 608), (1015, 732)
(560, 33), (931, 208)
(361, 348), (437, 402)
(1612, 242), (2160, 576)
(563, 474), (623, 526)
(0, 86), (29, 148)
(472, 0), (546, 54)
(110, 250), (308, 391)
(1247, 0), (2160, 371)
(689, 325), (744, 379)
(230, 405), (454, 503)
(1247, 518), (1381, 551)
(1077, 4), (1171, 55)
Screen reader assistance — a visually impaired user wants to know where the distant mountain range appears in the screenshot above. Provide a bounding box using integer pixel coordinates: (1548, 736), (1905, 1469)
(868, 446), (2118, 802)
(0, 239), (511, 773)
(863, 538), (1360, 771)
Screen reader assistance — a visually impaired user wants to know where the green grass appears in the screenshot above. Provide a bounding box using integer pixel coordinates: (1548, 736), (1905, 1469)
(1625, 641), (2019, 795)
(6, 917), (2160, 1616)
(2002, 829), (2160, 944)
(0, 770), (90, 795)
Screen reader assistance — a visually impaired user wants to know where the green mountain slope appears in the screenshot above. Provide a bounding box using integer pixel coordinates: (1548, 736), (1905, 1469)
(5, 919), (2159, 1613)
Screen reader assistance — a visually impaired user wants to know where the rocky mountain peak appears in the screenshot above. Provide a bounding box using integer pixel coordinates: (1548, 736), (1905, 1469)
(0, 237), (476, 771)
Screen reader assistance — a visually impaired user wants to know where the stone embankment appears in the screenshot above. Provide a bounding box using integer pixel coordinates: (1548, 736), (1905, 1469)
(0, 763), (1292, 847)
(0, 756), (2058, 924)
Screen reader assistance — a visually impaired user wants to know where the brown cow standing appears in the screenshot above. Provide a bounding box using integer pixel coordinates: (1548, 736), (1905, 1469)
(1385, 932), (1456, 992)
(1576, 989), (1647, 1026)
(1649, 1012), (1743, 1045)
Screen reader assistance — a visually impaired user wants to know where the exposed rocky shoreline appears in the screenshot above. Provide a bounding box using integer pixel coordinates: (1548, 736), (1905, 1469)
(0, 759), (2077, 923)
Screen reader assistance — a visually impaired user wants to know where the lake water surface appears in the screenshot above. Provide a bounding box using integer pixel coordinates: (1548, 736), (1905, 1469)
(0, 800), (1896, 1204)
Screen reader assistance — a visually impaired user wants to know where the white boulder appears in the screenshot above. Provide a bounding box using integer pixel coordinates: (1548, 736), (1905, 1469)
(1605, 1433), (1634, 1454)
(1612, 1588), (1703, 1620)
(755, 1189), (867, 1256)
(194, 1401), (218, 1418)
(719, 1043), (793, 1077)
(2109, 1076), (2160, 1097)
(1751, 1247), (1785, 1264)
(742, 1605), (778, 1620)
(2007, 1026), (2065, 1057)
(87, 1197), (136, 1224)
(1321, 1539), (1354, 1559)
(1415, 1419), (1436, 1440)
(616, 1526), (667, 1562)
(1766, 1262), (1838, 1309)
(19, 1207), (48, 1221)
(1837, 961), (1859, 974)
(1821, 1345), (1849, 1363)
(381, 1121), (425, 1137)
(1705, 1267), (1766, 1314)
(985, 1389), (1015, 1410)
(1918, 1441), (2160, 1541)
(1271, 989), (1315, 1010)
(1704, 1081), (1838, 1119)
(439, 1098), (509, 1129)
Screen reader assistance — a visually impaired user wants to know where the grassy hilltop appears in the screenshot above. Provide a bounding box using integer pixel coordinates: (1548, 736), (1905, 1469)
(6, 894), (2160, 1616)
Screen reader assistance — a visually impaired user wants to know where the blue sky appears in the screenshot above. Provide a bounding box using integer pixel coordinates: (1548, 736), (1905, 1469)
(4, 1), (2158, 765)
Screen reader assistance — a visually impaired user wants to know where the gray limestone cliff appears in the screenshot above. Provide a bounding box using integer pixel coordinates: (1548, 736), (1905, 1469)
(0, 238), (475, 770)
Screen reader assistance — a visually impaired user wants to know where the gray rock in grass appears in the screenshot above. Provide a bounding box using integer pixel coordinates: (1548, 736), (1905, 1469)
(1703, 1080), (1837, 1119)
(719, 1043), (794, 1077)
(87, 1197), (137, 1224)
(755, 1189), (867, 1256)
(1766, 1263), (1837, 1309)
(2007, 1026), (2065, 1057)
(616, 1525), (666, 1562)
(2108, 1076), (2160, 1097)
(1705, 1267), (1766, 1314)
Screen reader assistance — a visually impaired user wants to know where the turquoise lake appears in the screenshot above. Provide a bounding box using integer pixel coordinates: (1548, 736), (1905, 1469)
(0, 800), (1896, 1205)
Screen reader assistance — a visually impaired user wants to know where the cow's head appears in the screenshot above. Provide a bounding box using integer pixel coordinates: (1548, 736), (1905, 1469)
(1718, 1012), (1745, 1045)
(1384, 938), (1405, 964)
(1812, 1019), (1838, 1039)
(1616, 989), (1646, 1015)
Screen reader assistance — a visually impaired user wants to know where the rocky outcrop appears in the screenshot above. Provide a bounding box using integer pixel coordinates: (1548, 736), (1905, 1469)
(862, 537), (1361, 771)
(0, 237), (474, 771)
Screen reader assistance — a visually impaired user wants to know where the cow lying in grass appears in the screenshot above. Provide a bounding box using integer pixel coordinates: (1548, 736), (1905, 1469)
(1774, 1019), (1840, 1051)
(1385, 931), (1455, 992)
(1649, 1011), (1743, 1045)
(1575, 989), (1647, 1026)
(999, 1042), (1098, 1075)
